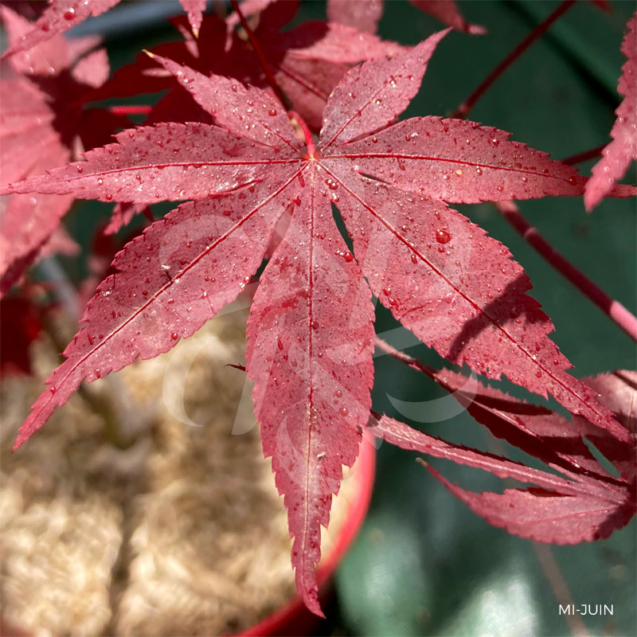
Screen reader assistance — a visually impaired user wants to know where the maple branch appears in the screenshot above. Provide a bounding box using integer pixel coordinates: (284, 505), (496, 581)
(229, 0), (288, 109)
(494, 201), (637, 343)
(453, 0), (577, 119)
(37, 306), (134, 449)
(533, 544), (591, 637)
(108, 105), (152, 116)
(33, 261), (153, 449)
(36, 257), (81, 322)
(561, 144), (605, 166)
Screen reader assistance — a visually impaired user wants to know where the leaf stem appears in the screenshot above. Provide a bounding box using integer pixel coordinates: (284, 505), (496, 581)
(374, 336), (436, 378)
(453, 0), (577, 119)
(494, 201), (637, 343)
(289, 110), (316, 157)
(562, 144), (605, 166)
(229, 0), (288, 108)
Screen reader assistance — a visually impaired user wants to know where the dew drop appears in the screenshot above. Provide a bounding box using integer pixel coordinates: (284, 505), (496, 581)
(63, 8), (75, 20)
(475, 167), (483, 176)
(411, 254), (418, 264)
(435, 229), (451, 244)
(97, 178), (104, 185)
(343, 251), (353, 262)
(171, 332), (178, 340)
(268, 108), (277, 117)
(339, 406), (349, 417)
(335, 389), (343, 398)
(49, 386), (57, 394)
(311, 320), (319, 330)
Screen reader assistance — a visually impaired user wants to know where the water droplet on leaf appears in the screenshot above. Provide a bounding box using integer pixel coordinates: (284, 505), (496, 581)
(436, 229), (451, 244)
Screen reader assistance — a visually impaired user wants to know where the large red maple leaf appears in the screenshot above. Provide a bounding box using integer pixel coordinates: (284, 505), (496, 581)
(585, 12), (637, 211)
(3, 33), (635, 613)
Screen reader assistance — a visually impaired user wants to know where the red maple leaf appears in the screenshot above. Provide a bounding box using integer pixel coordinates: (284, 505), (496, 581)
(327, 0), (486, 35)
(0, 73), (71, 297)
(0, 6), (127, 297)
(585, 12), (637, 211)
(0, 0), (206, 58)
(86, 1), (403, 234)
(2, 34), (635, 613)
(97, 0), (404, 133)
(367, 369), (636, 543)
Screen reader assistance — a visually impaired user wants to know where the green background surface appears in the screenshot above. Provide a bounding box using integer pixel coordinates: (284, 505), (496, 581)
(18, 1), (637, 635)
(334, 2), (636, 636)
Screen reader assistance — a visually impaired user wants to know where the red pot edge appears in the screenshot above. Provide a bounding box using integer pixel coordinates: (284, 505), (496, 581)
(236, 436), (377, 637)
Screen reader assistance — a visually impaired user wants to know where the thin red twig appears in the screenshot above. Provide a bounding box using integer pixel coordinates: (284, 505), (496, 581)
(561, 144), (605, 166)
(453, 0), (577, 119)
(533, 544), (591, 637)
(495, 201), (637, 343)
(108, 105), (152, 116)
(229, 0), (288, 108)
